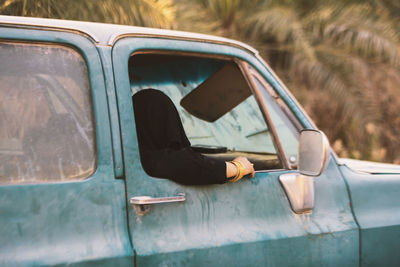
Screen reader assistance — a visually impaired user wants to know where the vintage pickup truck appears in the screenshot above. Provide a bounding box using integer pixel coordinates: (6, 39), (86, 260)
(0, 15), (399, 266)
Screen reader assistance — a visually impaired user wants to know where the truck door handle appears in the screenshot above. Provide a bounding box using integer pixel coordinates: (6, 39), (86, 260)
(130, 193), (185, 215)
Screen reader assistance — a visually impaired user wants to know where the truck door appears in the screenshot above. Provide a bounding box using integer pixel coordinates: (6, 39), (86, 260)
(0, 26), (133, 265)
(113, 36), (359, 266)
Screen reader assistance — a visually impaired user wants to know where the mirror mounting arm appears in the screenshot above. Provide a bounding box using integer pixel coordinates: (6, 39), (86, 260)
(279, 173), (314, 214)
(279, 130), (330, 214)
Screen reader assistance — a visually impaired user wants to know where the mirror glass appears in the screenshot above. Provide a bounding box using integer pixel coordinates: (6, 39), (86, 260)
(298, 130), (330, 176)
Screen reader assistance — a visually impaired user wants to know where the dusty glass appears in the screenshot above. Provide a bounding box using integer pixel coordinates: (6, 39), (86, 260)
(0, 42), (96, 184)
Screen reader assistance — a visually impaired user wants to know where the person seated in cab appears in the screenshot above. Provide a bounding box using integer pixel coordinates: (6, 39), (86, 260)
(132, 89), (255, 185)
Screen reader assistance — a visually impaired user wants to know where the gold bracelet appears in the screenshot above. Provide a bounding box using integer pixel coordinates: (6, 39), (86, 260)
(228, 160), (246, 183)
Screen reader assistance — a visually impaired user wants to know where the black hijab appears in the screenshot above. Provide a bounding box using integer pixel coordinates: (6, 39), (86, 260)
(133, 88), (190, 151)
(132, 89), (226, 185)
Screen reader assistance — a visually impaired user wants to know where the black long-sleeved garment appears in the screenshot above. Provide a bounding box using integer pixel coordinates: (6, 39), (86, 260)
(132, 89), (227, 185)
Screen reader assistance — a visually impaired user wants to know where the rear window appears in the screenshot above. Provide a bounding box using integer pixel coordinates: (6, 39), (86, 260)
(0, 42), (96, 185)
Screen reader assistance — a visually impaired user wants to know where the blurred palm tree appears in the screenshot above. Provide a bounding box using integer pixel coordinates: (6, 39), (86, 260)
(0, 0), (175, 28)
(250, 2), (400, 162)
(174, 0), (400, 162)
(2, 0), (400, 162)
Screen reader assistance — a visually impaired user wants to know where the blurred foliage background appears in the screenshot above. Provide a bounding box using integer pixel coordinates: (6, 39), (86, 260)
(2, 0), (400, 163)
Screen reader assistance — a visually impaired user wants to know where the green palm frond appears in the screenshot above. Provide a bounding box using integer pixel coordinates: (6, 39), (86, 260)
(184, 0), (264, 36)
(246, 6), (316, 62)
(307, 4), (400, 66)
(0, 0), (176, 28)
(243, 1), (400, 161)
(129, 0), (176, 28)
(173, 0), (220, 34)
(289, 51), (365, 122)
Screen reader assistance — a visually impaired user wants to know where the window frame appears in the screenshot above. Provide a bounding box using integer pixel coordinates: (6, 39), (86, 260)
(113, 36), (310, 173)
(128, 50), (299, 171)
(242, 62), (304, 169)
(238, 60), (290, 169)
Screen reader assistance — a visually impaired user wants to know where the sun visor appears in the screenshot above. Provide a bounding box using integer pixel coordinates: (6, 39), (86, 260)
(180, 63), (252, 122)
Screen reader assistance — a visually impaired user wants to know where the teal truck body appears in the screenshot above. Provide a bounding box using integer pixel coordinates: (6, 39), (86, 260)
(0, 15), (399, 266)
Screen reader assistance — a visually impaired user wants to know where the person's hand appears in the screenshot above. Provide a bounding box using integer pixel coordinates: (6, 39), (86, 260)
(233, 156), (255, 178)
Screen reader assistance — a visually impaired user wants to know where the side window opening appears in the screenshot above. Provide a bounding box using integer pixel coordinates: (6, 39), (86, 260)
(0, 42), (96, 185)
(129, 53), (285, 172)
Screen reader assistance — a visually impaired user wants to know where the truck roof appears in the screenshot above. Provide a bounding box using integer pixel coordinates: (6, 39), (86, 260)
(0, 15), (257, 54)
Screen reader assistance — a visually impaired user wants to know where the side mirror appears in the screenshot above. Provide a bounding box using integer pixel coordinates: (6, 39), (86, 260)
(298, 129), (331, 176)
(279, 129), (331, 214)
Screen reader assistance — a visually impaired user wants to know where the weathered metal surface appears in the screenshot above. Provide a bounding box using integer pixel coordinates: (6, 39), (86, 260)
(96, 46), (124, 178)
(339, 158), (400, 174)
(0, 179), (133, 266)
(0, 26), (133, 265)
(112, 36), (358, 266)
(0, 15), (257, 53)
(340, 165), (400, 266)
(279, 173), (315, 213)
